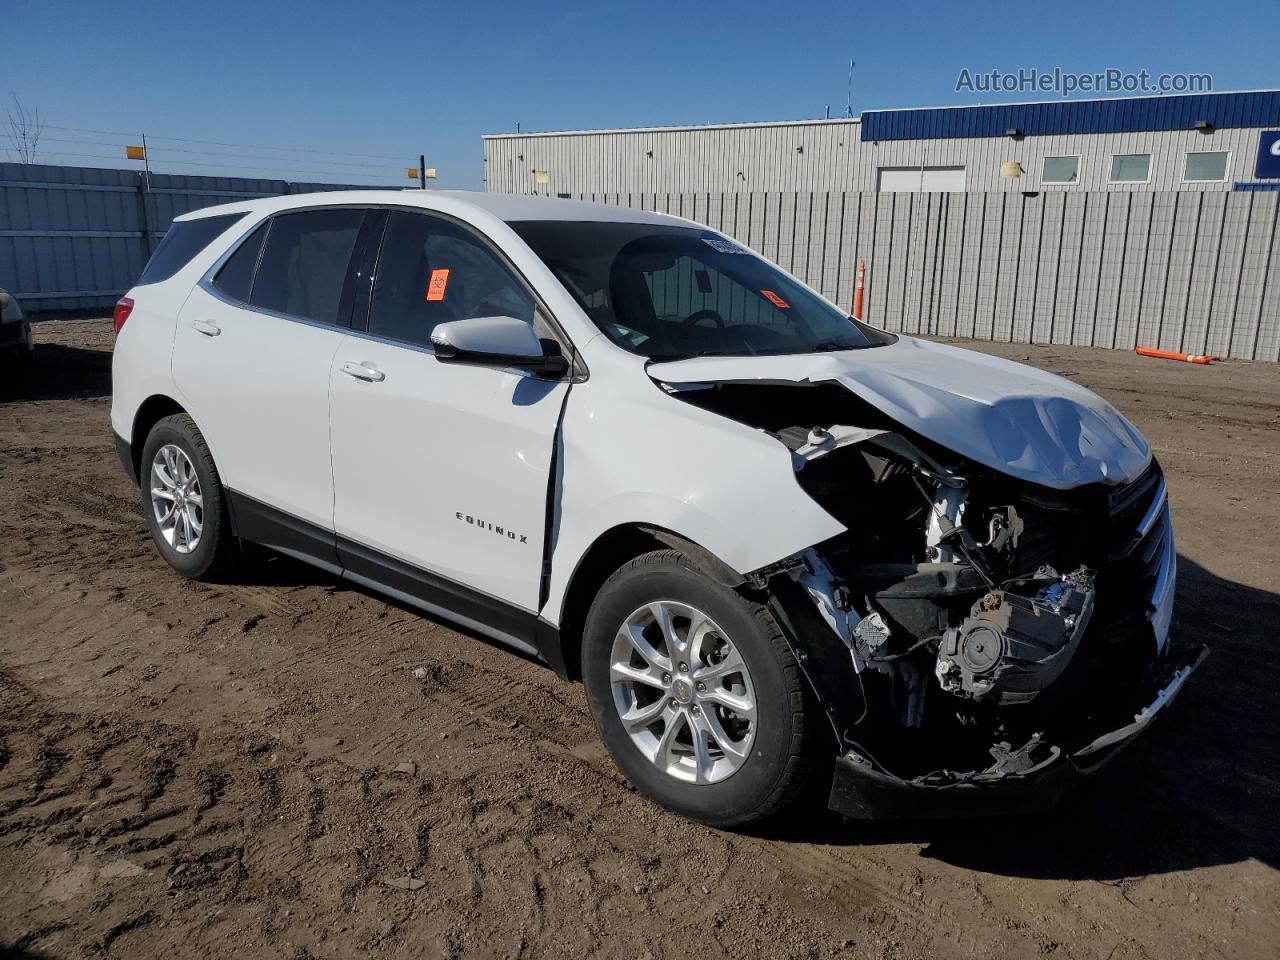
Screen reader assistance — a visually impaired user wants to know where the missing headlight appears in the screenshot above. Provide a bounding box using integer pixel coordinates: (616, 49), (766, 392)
(936, 567), (1095, 704)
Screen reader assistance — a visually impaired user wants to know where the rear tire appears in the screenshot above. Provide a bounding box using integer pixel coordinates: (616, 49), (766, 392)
(139, 414), (236, 581)
(582, 549), (822, 827)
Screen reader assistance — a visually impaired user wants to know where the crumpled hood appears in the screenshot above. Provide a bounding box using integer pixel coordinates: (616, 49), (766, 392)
(648, 336), (1151, 490)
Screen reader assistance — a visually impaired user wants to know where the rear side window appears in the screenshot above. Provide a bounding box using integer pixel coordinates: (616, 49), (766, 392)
(212, 222), (269, 303)
(137, 213), (245, 285)
(367, 211), (535, 348)
(249, 209), (365, 325)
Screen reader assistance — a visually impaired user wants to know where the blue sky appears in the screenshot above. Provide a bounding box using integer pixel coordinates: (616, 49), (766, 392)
(4, 0), (1277, 190)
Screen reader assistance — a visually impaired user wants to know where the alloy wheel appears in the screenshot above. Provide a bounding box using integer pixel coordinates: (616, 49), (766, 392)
(150, 443), (204, 555)
(609, 600), (757, 784)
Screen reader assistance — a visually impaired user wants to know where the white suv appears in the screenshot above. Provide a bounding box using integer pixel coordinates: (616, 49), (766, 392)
(111, 191), (1202, 826)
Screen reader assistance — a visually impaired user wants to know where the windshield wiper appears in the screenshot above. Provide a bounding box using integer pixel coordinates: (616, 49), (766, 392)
(812, 341), (855, 352)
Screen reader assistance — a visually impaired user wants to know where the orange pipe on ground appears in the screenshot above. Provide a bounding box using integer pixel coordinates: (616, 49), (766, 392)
(853, 259), (865, 320)
(1134, 346), (1214, 364)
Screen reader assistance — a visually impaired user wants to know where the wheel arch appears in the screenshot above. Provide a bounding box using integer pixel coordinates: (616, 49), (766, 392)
(551, 522), (749, 682)
(129, 394), (189, 483)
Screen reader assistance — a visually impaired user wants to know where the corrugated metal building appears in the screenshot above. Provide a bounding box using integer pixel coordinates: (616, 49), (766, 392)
(483, 90), (1280, 195)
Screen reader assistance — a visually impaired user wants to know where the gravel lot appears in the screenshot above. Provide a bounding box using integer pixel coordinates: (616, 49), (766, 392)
(1, 318), (1277, 960)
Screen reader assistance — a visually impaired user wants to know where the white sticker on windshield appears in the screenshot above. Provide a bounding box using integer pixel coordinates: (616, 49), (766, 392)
(701, 236), (748, 255)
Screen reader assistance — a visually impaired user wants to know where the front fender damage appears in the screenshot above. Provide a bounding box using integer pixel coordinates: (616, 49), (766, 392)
(723, 403), (1202, 817)
(655, 366), (1205, 818)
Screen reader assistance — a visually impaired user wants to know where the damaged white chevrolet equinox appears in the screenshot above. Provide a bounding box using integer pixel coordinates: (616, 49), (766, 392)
(111, 191), (1204, 826)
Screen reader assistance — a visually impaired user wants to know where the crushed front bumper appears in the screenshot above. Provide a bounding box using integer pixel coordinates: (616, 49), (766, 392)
(827, 643), (1207, 819)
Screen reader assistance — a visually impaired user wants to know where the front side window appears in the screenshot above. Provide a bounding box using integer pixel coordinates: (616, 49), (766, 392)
(1110, 154), (1151, 182)
(138, 213), (244, 286)
(366, 211), (535, 348)
(1184, 151), (1229, 182)
(249, 208), (366, 325)
(1042, 156), (1080, 184)
(511, 220), (894, 360)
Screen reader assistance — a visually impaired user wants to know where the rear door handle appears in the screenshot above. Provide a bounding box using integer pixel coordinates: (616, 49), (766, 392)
(341, 360), (386, 383)
(191, 319), (221, 337)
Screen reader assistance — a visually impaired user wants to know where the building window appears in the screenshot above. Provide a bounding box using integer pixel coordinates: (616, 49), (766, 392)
(1184, 151), (1229, 182)
(1041, 156), (1080, 184)
(1110, 154), (1151, 183)
(876, 166), (967, 192)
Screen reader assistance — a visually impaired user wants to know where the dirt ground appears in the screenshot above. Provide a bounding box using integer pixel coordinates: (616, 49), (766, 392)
(0, 318), (1277, 960)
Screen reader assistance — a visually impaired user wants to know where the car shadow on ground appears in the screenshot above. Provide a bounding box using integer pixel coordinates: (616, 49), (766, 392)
(756, 555), (1280, 881)
(235, 550), (550, 670)
(0, 342), (112, 403)
(0, 946), (56, 959)
(247, 545), (1280, 881)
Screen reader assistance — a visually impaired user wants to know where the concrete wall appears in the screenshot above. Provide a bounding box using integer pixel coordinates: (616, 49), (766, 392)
(555, 189), (1280, 362)
(484, 121), (1275, 195)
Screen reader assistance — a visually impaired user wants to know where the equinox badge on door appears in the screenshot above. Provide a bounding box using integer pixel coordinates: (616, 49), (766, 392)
(455, 512), (529, 544)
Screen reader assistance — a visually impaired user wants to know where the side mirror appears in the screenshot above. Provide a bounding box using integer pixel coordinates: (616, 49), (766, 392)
(431, 315), (569, 377)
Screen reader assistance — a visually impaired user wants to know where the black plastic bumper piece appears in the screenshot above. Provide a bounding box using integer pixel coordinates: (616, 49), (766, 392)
(113, 431), (136, 486)
(829, 750), (1086, 819)
(828, 643), (1207, 819)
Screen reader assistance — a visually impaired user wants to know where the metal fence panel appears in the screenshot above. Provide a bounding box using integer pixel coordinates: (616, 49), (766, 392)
(7, 163), (1280, 360)
(1010, 192), (1044, 342)
(571, 186), (1278, 360)
(1181, 192), (1228, 355)
(1205, 192), (1253, 358)
(1232, 192), (1278, 360)
(0, 162), (385, 311)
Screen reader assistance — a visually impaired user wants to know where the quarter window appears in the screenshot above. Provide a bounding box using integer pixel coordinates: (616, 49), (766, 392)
(1184, 151), (1229, 182)
(249, 208), (366, 325)
(1110, 154), (1151, 183)
(212, 222), (268, 303)
(366, 211), (535, 348)
(137, 213), (244, 285)
(1041, 156), (1080, 184)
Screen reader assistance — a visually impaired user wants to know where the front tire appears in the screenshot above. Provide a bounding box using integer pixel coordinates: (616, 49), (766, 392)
(582, 549), (821, 827)
(139, 413), (236, 581)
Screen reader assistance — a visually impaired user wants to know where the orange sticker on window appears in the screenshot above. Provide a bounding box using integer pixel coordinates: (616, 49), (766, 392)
(426, 268), (450, 301)
(760, 289), (789, 309)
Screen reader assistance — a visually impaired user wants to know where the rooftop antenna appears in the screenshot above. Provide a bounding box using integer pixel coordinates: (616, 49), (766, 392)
(846, 59), (856, 118)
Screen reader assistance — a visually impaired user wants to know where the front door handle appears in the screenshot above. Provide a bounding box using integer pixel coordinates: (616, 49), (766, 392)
(341, 360), (386, 383)
(191, 319), (221, 337)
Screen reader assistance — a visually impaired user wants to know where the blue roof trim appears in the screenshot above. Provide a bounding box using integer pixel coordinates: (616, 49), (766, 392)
(861, 92), (1280, 141)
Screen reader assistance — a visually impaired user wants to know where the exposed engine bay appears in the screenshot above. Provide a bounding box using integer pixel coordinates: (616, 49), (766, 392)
(664, 379), (1199, 800)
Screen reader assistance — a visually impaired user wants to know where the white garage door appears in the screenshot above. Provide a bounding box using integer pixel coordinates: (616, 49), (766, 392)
(877, 166), (967, 192)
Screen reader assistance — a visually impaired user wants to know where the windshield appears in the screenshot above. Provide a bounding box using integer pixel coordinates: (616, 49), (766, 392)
(510, 220), (895, 360)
